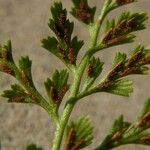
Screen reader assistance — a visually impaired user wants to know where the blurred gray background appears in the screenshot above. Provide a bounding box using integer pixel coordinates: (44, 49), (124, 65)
(0, 0), (150, 150)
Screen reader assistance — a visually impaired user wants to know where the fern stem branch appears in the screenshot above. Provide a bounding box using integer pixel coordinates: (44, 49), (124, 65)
(51, 1), (112, 149)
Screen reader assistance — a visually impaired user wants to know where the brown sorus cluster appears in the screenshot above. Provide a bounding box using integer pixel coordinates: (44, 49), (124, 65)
(138, 112), (150, 127)
(57, 45), (66, 59)
(64, 28), (70, 43)
(120, 50), (146, 76)
(107, 49), (149, 80)
(108, 64), (140, 79)
(1, 48), (11, 61)
(26, 92), (37, 103)
(100, 81), (114, 90)
(102, 29), (121, 46)
(0, 47), (14, 76)
(111, 131), (122, 142)
(120, 67), (141, 77)
(68, 48), (76, 64)
(75, 0), (94, 24)
(58, 85), (69, 101)
(66, 128), (83, 150)
(58, 11), (70, 43)
(140, 136), (150, 144)
(53, 11), (71, 44)
(139, 56), (150, 65)
(51, 85), (68, 105)
(53, 25), (63, 38)
(53, 25), (70, 44)
(58, 11), (67, 26)
(9, 96), (23, 103)
(87, 64), (95, 78)
(54, 10), (77, 65)
(104, 35), (127, 46)
(51, 87), (60, 104)
(102, 19), (138, 46)
(9, 92), (36, 104)
(121, 50), (144, 76)
(127, 51), (143, 67)
(21, 71), (32, 86)
(108, 62), (124, 80)
(66, 128), (76, 150)
(117, 0), (135, 5)
(58, 45), (76, 65)
(0, 63), (14, 76)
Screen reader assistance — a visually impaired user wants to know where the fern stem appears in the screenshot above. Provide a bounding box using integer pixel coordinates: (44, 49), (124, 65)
(52, 55), (90, 150)
(51, 1), (110, 149)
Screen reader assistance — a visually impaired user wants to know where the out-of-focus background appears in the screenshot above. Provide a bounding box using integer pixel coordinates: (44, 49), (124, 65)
(0, 0), (150, 150)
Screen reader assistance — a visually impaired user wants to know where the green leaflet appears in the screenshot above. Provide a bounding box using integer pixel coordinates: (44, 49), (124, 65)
(41, 37), (60, 59)
(143, 49), (150, 56)
(45, 69), (69, 92)
(95, 98), (150, 150)
(66, 116), (94, 149)
(44, 69), (69, 105)
(103, 79), (133, 97)
(82, 57), (104, 91)
(110, 115), (131, 135)
(71, 0), (96, 24)
(71, 36), (84, 58)
(104, 12), (148, 33)
(112, 52), (127, 67)
(51, 2), (77, 46)
(50, 2), (66, 23)
(19, 56), (32, 71)
(105, 19), (115, 32)
(2, 84), (33, 103)
(52, 70), (69, 91)
(117, 12), (147, 31)
(109, 45), (150, 81)
(0, 40), (13, 62)
(87, 57), (104, 78)
(102, 12), (148, 46)
(42, 2), (84, 65)
(129, 45), (144, 56)
(49, 2), (74, 43)
(127, 45), (150, 73)
(19, 56), (32, 80)
(0, 41), (15, 76)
